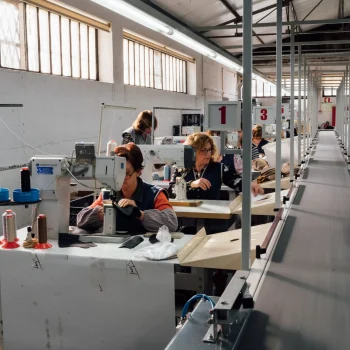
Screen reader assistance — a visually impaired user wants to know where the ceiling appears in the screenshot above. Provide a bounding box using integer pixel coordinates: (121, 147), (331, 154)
(142, 0), (350, 88)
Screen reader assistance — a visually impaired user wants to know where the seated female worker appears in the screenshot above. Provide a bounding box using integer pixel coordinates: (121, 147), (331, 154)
(169, 132), (263, 200)
(168, 133), (263, 234)
(77, 143), (178, 234)
(252, 125), (269, 156)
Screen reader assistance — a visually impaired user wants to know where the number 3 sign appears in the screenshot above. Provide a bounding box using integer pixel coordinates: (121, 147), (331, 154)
(253, 106), (276, 124)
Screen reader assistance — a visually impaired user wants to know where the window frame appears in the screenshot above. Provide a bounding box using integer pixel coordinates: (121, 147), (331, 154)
(0, 0), (99, 81)
(123, 35), (188, 94)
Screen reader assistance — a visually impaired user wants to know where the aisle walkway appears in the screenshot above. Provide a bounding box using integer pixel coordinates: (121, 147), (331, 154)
(239, 131), (350, 350)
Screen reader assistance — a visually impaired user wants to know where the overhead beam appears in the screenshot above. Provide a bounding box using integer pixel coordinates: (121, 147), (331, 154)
(207, 30), (350, 39)
(301, 0), (324, 21)
(197, 18), (350, 31)
(203, 0), (292, 30)
(224, 39), (350, 49)
(218, 0), (265, 44)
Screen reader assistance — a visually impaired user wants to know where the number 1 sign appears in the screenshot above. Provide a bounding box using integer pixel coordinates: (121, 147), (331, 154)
(253, 106), (276, 124)
(205, 101), (242, 131)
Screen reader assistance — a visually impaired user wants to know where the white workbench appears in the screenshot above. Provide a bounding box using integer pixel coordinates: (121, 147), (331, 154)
(0, 229), (193, 350)
(173, 200), (233, 219)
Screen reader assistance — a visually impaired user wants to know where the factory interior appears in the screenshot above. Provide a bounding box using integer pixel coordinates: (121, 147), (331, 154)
(0, 0), (350, 349)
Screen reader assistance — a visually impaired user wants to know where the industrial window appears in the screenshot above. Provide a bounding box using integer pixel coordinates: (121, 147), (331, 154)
(0, 0), (109, 80)
(123, 31), (193, 93)
(323, 87), (336, 97)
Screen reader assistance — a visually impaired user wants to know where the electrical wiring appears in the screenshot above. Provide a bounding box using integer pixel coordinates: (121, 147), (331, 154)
(181, 294), (215, 319)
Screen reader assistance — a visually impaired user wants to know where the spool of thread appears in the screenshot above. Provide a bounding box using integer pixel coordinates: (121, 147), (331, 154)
(35, 214), (52, 249)
(20, 167), (31, 192)
(106, 140), (118, 156)
(164, 165), (171, 181)
(1, 209), (19, 244)
(2, 214), (20, 249)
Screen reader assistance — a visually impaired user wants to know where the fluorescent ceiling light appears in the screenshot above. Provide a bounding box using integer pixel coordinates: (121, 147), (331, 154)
(170, 30), (217, 59)
(91, 0), (278, 88)
(91, 0), (173, 35)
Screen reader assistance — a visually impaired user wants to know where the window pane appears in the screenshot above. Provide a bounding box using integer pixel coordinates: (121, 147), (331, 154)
(165, 55), (170, 91)
(149, 49), (154, 88)
(70, 20), (80, 78)
(140, 44), (145, 87)
(173, 58), (177, 92)
(134, 42), (140, 86)
(161, 53), (166, 90)
(61, 17), (71, 77)
(257, 80), (263, 96)
(263, 83), (270, 97)
(39, 9), (50, 73)
(324, 88), (333, 96)
(123, 38), (129, 84)
(128, 41), (134, 85)
(154, 50), (162, 89)
(182, 61), (186, 93)
(179, 59), (183, 93)
(0, 0), (20, 69)
(88, 27), (96, 80)
(50, 13), (61, 75)
(80, 24), (88, 79)
(145, 46), (149, 87)
(252, 80), (257, 97)
(271, 85), (276, 97)
(26, 5), (39, 72)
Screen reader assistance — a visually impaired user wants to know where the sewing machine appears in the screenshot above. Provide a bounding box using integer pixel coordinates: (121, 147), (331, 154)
(138, 144), (196, 183)
(29, 142), (126, 239)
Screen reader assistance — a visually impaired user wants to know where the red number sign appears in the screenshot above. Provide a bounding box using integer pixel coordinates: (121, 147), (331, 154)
(281, 107), (284, 114)
(219, 106), (226, 124)
(260, 108), (268, 121)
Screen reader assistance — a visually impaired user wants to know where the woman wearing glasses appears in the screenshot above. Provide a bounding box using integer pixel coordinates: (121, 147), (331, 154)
(169, 133), (263, 200)
(77, 143), (178, 233)
(168, 133), (263, 234)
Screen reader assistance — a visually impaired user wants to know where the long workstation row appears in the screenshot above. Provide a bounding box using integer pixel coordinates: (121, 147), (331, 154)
(0, 106), (310, 350)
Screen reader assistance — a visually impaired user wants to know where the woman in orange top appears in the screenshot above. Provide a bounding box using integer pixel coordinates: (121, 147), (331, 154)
(77, 144), (178, 233)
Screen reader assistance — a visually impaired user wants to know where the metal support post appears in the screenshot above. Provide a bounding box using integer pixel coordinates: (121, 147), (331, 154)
(344, 65), (348, 152)
(298, 46), (302, 165)
(307, 66), (310, 150)
(303, 57), (307, 161)
(241, 0), (253, 271)
(290, 24), (295, 180)
(348, 59), (350, 160)
(275, 0), (283, 209)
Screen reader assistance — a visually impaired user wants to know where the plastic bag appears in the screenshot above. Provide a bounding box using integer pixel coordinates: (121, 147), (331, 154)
(134, 242), (178, 261)
(156, 225), (171, 242)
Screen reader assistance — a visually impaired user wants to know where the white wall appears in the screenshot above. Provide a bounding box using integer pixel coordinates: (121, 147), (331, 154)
(0, 0), (238, 226)
(318, 97), (335, 126)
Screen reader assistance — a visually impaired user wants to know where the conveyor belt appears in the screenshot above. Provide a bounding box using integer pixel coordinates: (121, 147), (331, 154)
(239, 131), (350, 350)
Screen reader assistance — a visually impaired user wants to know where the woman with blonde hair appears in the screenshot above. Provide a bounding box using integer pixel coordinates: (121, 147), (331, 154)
(169, 132), (263, 200)
(121, 110), (158, 145)
(252, 125), (269, 155)
(168, 133), (263, 234)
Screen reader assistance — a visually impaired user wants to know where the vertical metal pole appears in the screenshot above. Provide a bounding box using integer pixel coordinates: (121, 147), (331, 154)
(345, 66), (348, 152)
(241, 0), (253, 271)
(290, 25), (295, 181)
(298, 46), (302, 166)
(303, 56), (307, 162)
(307, 66), (310, 151)
(348, 60), (350, 161)
(275, 0), (282, 209)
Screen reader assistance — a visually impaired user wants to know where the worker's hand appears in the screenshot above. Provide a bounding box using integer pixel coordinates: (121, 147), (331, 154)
(191, 178), (211, 190)
(118, 199), (137, 208)
(251, 182), (264, 196)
